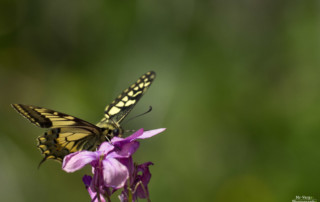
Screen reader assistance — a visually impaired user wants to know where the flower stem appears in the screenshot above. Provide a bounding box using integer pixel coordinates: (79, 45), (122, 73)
(127, 180), (133, 202)
(133, 181), (150, 202)
(103, 188), (111, 202)
(105, 194), (111, 202)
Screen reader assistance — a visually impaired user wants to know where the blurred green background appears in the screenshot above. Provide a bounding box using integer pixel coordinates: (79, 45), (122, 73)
(1, 0), (320, 201)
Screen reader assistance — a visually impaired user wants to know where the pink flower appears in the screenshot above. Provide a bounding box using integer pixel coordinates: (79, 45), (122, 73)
(119, 162), (154, 202)
(62, 128), (165, 201)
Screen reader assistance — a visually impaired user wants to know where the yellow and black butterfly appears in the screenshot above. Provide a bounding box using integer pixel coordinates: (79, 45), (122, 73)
(11, 71), (156, 165)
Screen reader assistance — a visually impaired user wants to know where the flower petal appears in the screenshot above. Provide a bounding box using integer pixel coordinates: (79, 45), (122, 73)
(102, 158), (129, 189)
(136, 162), (153, 199)
(111, 128), (165, 145)
(82, 175), (92, 188)
(138, 162), (153, 186)
(89, 188), (106, 202)
(137, 128), (166, 139)
(125, 128), (144, 142)
(83, 174), (106, 202)
(109, 141), (140, 159)
(62, 151), (99, 173)
(118, 157), (134, 177)
(112, 129), (144, 144)
(98, 141), (115, 154)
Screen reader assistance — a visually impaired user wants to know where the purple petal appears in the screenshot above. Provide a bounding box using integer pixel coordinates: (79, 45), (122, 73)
(102, 158), (129, 189)
(118, 157), (134, 177)
(112, 129), (144, 144)
(136, 162), (153, 199)
(138, 162), (153, 186)
(109, 141), (140, 159)
(111, 137), (123, 142)
(111, 128), (165, 146)
(91, 168), (104, 193)
(82, 175), (92, 188)
(137, 128), (166, 139)
(89, 188), (106, 202)
(136, 184), (149, 199)
(125, 128), (144, 142)
(62, 151), (99, 173)
(82, 175), (106, 202)
(98, 142), (115, 154)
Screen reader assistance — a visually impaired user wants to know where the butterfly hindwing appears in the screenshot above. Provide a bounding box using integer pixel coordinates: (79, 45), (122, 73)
(102, 71), (156, 124)
(37, 127), (102, 163)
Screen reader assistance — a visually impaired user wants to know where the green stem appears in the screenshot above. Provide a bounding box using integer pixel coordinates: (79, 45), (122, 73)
(133, 181), (150, 202)
(105, 192), (111, 202)
(127, 179), (133, 202)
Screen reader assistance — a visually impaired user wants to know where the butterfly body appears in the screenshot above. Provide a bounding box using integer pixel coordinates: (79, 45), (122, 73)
(12, 71), (156, 165)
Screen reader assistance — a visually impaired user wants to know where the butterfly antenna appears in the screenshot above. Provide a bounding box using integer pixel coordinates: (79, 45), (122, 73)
(124, 129), (136, 133)
(105, 135), (115, 146)
(123, 106), (153, 125)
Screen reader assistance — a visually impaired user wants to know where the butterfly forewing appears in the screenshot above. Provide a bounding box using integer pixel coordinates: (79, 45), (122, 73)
(11, 104), (99, 131)
(102, 71), (156, 124)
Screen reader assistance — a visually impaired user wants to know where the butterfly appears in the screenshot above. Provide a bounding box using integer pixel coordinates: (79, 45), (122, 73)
(11, 71), (156, 166)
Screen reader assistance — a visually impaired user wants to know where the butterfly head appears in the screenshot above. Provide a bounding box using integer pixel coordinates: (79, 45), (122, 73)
(109, 127), (123, 138)
(100, 122), (123, 140)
